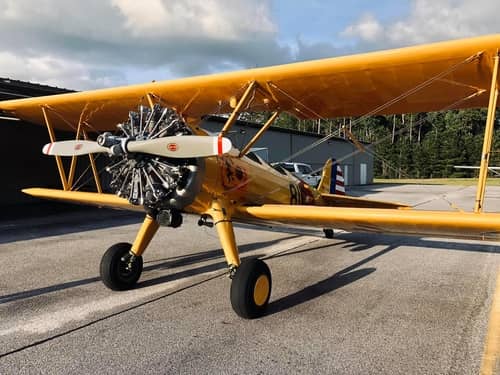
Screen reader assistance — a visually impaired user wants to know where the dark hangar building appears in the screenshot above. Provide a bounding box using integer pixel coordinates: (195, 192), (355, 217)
(0, 78), (373, 215)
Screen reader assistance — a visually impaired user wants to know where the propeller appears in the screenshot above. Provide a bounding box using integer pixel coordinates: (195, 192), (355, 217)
(42, 135), (233, 158)
(42, 105), (230, 211)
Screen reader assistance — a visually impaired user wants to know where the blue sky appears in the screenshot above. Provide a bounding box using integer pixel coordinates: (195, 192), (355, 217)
(272, 0), (411, 47)
(0, 0), (497, 90)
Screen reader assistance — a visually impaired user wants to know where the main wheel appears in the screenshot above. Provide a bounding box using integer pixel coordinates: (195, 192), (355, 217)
(230, 258), (272, 319)
(100, 242), (143, 291)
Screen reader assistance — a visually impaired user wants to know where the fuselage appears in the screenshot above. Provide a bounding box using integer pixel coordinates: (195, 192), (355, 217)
(185, 151), (319, 216)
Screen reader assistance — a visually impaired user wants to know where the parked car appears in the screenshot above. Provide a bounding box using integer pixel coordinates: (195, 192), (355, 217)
(271, 162), (321, 187)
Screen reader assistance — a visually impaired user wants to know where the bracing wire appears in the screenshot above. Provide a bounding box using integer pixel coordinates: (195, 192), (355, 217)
(276, 52), (482, 164)
(302, 89), (486, 188)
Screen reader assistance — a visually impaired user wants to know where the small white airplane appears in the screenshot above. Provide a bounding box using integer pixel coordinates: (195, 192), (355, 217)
(454, 166), (500, 176)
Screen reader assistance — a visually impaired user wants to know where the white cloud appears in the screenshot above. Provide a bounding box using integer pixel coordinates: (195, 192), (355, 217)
(0, 52), (126, 90)
(0, 0), (283, 89)
(341, 0), (499, 48)
(110, 0), (171, 35)
(0, 0), (496, 91)
(342, 13), (383, 42)
(111, 0), (276, 40)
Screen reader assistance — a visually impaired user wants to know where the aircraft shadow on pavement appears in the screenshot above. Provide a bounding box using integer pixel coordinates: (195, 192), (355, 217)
(267, 267), (376, 315)
(265, 242), (396, 316)
(0, 210), (144, 244)
(0, 235), (299, 305)
(336, 232), (500, 254)
(2, 230), (497, 310)
(264, 230), (499, 315)
(136, 234), (300, 288)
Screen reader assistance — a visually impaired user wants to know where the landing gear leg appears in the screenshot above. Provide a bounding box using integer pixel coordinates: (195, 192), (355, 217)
(100, 214), (159, 290)
(210, 199), (241, 274)
(209, 199), (272, 319)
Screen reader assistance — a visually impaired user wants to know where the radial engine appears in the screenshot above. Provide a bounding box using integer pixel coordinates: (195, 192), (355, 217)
(101, 105), (205, 226)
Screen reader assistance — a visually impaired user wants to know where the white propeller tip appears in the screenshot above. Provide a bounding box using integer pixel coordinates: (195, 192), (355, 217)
(221, 137), (232, 154)
(40, 140), (107, 156)
(42, 143), (53, 155)
(213, 137), (232, 156)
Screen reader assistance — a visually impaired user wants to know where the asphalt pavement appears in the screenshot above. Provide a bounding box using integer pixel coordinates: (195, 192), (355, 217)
(0, 184), (499, 374)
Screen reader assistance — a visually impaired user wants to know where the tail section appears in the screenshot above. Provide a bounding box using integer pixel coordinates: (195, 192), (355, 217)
(317, 159), (345, 195)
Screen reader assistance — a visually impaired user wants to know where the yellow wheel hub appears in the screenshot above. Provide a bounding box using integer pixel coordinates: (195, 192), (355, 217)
(253, 274), (270, 306)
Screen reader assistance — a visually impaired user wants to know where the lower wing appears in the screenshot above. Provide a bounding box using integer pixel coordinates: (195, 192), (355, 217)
(23, 188), (500, 241)
(23, 188), (143, 212)
(236, 205), (500, 241)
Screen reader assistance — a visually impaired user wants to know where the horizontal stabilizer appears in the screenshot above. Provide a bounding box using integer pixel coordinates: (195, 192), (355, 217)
(320, 193), (409, 209)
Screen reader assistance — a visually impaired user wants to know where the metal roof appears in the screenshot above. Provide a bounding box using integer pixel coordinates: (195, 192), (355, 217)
(0, 77), (74, 101)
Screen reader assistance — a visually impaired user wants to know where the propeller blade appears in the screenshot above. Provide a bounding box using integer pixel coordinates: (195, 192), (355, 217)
(126, 136), (232, 158)
(42, 140), (108, 156)
(42, 136), (232, 158)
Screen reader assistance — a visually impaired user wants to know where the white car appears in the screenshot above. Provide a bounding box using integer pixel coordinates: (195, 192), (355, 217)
(272, 162), (321, 187)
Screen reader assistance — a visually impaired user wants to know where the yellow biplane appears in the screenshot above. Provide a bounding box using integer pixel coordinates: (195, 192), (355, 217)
(1, 35), (500, 319)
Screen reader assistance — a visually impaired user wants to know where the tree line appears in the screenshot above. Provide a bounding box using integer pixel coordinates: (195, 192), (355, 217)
(241, 109), (500, 178)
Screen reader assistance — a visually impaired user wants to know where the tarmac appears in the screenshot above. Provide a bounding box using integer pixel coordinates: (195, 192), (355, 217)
(0, 184), (499, 374)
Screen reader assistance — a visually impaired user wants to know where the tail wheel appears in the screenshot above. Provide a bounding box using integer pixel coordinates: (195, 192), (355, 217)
(230, 258), (272, 319)
(323, 228), (334, 239)
(100, 242), (143, 291)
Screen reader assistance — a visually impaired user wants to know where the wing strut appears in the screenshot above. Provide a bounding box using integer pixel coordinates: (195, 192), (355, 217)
(239, 111), (280, 157)
(145, 93), (155, 110)
(343, 126), (366, 153)
(82, 129), (103, 193)
(220, 81), (257, 137)
(42, 106), (69, 190)
(41, 106), (104, 192)
(474, 50), (499, 213)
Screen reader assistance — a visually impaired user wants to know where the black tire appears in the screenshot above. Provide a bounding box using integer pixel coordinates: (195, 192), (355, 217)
(100, 242), (143, 291)
(323, 228), (334, 239)
(230, 258), (272, 319)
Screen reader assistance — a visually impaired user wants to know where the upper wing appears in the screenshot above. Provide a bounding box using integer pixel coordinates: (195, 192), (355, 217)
(236, 205), (500, 241)
(1, 34), (499, 131)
